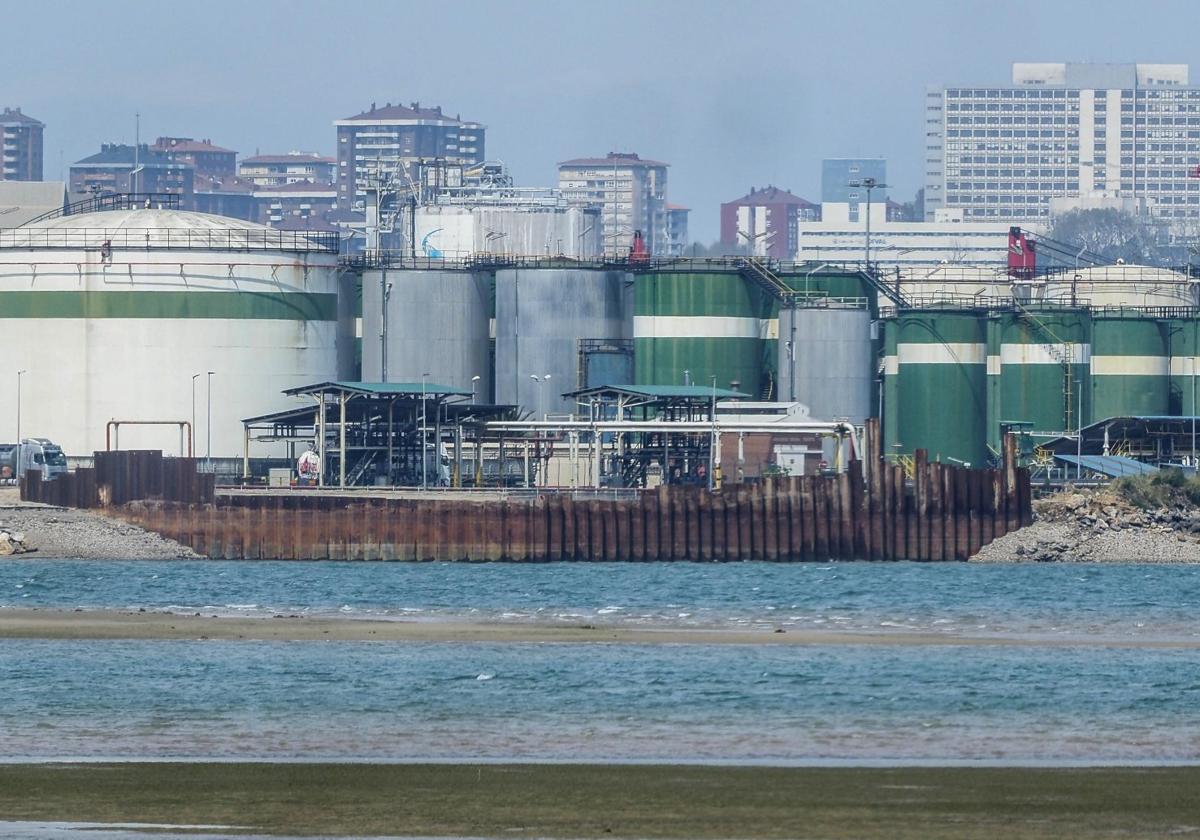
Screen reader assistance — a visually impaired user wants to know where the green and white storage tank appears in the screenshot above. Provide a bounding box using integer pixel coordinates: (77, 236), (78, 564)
(1090, 312), (1170, 420)
(987, 308), (1091, 450)
(634, 269), (771, 395)
(0, 208), (347, 456)
(884, 311), (988, 466)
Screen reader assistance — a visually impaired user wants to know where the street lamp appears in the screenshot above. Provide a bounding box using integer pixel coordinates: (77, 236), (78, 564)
(1191, 351), (1197, 468)
(191, 373), (201, 458)
(736, 228), (770, 258)
(709, 375), (718, 491)
(847, 177), (889, 268)
(15, 370), (27, 443)
(471, 374), (481, 405)
(529, 374), (551, 419)
(421, 372), (430, 491)
(1075, 378), (1083, 481)
(206, 371), (215, 470)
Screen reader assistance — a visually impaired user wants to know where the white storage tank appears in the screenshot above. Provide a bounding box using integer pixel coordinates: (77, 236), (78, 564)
(0, 207), (346, 457)
(1039, 265), (1198, 307)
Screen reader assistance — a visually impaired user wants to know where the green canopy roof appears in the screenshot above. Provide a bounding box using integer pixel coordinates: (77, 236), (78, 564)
(283, 380), (471, 398)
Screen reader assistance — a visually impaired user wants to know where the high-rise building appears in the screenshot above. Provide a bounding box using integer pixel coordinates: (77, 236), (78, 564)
(925, 62), (1200, 222)
(821, 159), (889, 224)
(665, 205), (690, 256)
(558, 152), (668, 254)
(720, 186), (819, 257)
(1, 107), (44, 181)
(334, 101), (485, 211)
(69, 144), (194, 206)
(150, 137), (236, 178)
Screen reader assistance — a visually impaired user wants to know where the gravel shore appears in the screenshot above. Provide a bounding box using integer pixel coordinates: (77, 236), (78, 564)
(972, 485), (1200, 563)
(0, 488), (197, 561)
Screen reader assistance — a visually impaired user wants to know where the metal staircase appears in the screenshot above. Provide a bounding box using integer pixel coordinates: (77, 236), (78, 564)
(857, 264), (909, 308)
(346, 451), (378, 487)
(736, 257), (793, 299)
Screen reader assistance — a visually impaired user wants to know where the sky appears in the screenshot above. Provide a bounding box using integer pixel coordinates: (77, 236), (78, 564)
(3, 0), (1198, 242)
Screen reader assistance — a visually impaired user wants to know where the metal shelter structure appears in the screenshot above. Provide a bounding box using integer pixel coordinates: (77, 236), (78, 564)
(564, 384), (751, 421)
(243, 381), (505, 488)
(1037, 415), (1200, 467)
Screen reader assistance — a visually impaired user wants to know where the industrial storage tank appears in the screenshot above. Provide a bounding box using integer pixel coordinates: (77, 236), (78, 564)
(494, 268), (631, 416)
(361, 268), (492, 402)
(1040, 265), (1198, 308)
(0, 206), (345, 457)
(635, 270), (769, 397)
(413, 205), (602, 259)
(1169, 317), (1200, 418)
(897, 265), (1014, 305)
(777, 303), (873, 422)
(1091, 312), (1169, 420)
(989, 308), (1091, 445)
(885, 311), (988, 466)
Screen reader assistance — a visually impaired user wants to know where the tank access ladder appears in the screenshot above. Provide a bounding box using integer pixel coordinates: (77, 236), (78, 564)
(736, 256), (794, 299)
(1013, 302), (1079, 434)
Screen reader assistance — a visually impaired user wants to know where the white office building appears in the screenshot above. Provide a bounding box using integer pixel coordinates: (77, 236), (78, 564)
(796, 211), (1035, 268)
(925, 62), (1200, 223)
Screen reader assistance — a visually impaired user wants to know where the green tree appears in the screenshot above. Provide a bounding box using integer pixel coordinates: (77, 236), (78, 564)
(1049, 208), (1168, 265)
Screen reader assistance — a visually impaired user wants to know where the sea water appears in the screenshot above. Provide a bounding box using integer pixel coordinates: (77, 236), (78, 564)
(2, 560), (1200, 763)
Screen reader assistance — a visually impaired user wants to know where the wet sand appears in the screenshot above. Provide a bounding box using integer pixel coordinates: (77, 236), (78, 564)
(2, 607), (1199, 648)
(2, 762), (1200, 839)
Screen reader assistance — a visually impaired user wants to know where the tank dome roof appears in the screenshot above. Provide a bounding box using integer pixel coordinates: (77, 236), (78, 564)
(25, 207), (278, 233)
(0, 207), (339, 254)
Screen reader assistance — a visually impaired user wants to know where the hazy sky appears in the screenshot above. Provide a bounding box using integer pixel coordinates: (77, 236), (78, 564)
(4, 0), (1197, 241)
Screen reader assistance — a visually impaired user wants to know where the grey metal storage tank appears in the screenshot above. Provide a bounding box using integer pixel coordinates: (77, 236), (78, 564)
(777, 303), (873, 422)
(361, 269), (493, 401)
(495, 268), (632, 416)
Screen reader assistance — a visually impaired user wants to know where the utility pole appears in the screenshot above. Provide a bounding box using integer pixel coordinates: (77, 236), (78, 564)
(421, 373), (429, 491)
(848, 177), (889, 268)
(191, 372), (200, 458)
(16, 369), (26, 443)
(133, 112), (139, 193)
(206, 371), (215, 471)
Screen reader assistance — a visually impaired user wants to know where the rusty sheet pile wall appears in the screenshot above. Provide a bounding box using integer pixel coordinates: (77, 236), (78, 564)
(20, 450), (215, 508)
(21, 427), (1032, 561)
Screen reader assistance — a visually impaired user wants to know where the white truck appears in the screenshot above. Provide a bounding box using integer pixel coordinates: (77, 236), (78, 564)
(5, 438), (68, 482)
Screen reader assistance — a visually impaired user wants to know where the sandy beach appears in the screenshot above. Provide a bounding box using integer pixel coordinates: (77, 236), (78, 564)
(1, 607), (1198, 648)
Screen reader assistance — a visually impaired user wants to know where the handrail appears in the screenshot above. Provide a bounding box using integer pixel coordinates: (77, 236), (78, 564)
(0, 226), (341, 254)
(20, 193), (183, 226)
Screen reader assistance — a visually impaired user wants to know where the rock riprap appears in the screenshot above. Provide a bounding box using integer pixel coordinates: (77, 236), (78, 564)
(0, 526), (34, 555)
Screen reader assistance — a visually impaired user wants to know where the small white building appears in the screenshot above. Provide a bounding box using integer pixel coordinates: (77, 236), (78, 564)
(796, 213), (1042, 268)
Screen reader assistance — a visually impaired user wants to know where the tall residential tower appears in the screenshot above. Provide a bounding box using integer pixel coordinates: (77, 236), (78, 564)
(334, 102), (485, 212)
(558, 152), (668, 255)
(1, 107), (43, 181)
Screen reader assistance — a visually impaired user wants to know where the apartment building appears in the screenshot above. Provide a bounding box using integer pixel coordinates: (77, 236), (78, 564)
(239, 152), (336, 186)
(558, 152), (669, 254)
(334, 101), (485, 210)
(1, 107), (43, 181)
